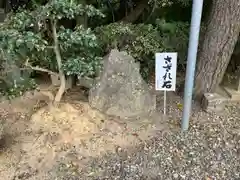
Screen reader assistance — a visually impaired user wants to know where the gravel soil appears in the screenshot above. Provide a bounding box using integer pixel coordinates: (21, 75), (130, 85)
(75, 94), (240, 180)
(0, 90), (240, 180)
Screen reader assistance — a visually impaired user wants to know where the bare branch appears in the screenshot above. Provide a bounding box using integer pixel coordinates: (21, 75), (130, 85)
(26, 65), (58, 75)
(46, 46), (55, 49)
(24, 58), (58, 75)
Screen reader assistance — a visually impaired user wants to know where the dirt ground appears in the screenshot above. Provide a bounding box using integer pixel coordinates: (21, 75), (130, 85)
(0, 85), (167, 180)
(0, 84), (239, 180)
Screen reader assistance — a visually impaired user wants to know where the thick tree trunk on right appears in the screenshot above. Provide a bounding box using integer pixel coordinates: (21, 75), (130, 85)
(194, 0), (240, 100)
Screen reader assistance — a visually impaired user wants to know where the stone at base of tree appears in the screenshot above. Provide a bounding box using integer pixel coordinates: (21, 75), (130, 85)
(202, 93), (228, 113)
(89, 49), (156, 120)
(50, 74), (73, 90)
(223, 86), (240, 101)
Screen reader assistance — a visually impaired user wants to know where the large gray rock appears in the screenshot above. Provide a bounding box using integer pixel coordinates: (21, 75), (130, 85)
(89, 49), (156, 120)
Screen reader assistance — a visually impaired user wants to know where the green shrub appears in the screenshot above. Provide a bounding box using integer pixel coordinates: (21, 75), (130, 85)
(95, 20), (190, 80)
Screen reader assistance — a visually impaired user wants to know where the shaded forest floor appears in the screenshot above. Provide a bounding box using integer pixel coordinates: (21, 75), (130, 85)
(0, 84), (240, 180)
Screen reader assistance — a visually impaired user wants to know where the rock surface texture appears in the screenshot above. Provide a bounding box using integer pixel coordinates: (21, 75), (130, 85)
(202, 93), (227, 113)
(89, 49), (156, 120)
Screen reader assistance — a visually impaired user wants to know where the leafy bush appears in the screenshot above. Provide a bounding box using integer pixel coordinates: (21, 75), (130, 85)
(0, 78), (37, 99)
(1, 2), (104, 75)
(0, 0), (105, 102)
(156, 19), (189, 66)
(95, 20), (190, 80)
(0, 0), (196, 97)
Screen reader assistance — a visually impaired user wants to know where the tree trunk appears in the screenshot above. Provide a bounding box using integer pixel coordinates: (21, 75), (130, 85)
(52, 20), (66, 104)
(194, 0), (240, 100)
(76, 0), (88, 27)
(119, 0), (148, 23)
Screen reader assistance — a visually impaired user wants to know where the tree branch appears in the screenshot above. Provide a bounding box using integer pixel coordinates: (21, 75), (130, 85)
(51, 19), (66, 103)
(24, 59), (58, 75)
(27, 66), (57, 75)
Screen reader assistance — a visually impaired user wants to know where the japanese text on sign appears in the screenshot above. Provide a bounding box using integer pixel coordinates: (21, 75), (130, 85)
(155, 52), (177, 91)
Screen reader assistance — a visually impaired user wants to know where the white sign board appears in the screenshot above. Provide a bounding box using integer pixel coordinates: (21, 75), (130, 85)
(155, 52), (177, 91)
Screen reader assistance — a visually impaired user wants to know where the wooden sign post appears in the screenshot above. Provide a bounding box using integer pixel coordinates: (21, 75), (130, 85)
(155, 52), (178, 115)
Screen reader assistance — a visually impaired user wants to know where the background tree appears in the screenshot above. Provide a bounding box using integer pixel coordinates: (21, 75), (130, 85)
(3, 0), (220, 102)
(194, 0), (240, 100)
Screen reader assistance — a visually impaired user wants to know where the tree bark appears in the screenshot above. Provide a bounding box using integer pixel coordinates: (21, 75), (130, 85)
(194, 0), (240, 100)
(76, 0), (88, 27)
(119, 0), (148, 23)
(52, 20), (66, 103)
